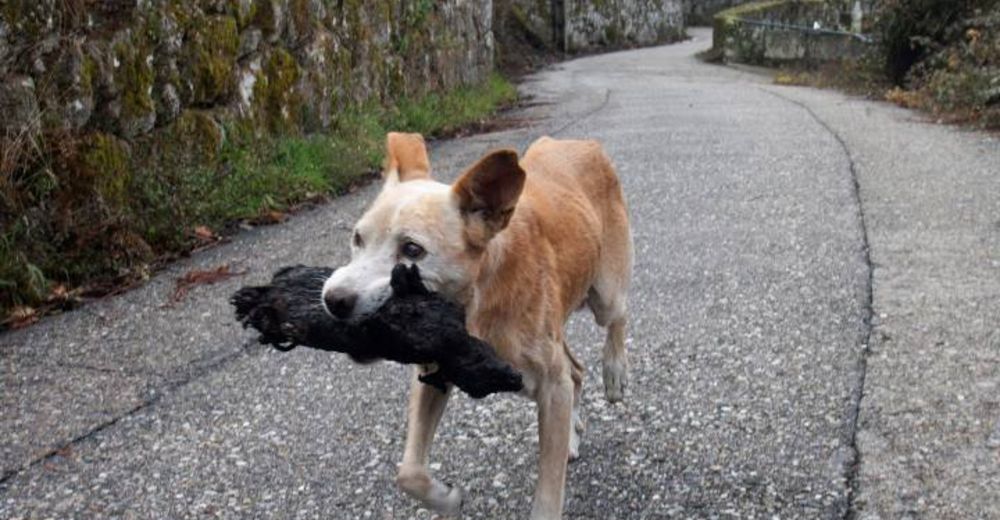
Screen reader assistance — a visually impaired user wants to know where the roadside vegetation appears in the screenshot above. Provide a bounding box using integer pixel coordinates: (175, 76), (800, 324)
(773, 0), (1000, 129)
(0, 74), (517, 328)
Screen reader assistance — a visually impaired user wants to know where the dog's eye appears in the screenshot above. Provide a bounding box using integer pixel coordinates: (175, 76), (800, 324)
(400, 241), (425, 260)
(353, 231), (364, 248)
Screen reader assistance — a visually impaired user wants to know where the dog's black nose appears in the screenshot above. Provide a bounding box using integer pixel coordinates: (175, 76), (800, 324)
(323, 289), (357, 319)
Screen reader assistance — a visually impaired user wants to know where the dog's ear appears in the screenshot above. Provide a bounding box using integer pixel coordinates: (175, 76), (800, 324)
(452, 149), (525, 248)
(384, 132), (431, 183)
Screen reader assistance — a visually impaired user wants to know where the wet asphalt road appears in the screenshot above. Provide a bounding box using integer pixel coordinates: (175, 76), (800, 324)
(2, 29), (998, 519)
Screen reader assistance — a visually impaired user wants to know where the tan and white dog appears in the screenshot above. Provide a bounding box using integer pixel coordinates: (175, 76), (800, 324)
(321, 132), (632, 519)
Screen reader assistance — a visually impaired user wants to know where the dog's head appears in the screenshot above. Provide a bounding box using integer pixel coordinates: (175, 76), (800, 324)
(321, 132), (525, 321)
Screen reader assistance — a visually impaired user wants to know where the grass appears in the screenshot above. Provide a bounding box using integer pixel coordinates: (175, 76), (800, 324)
(390, 74), (518, 136)
(0, 73), (518, 324)
(770, 56), (889, 95)
(189, 73), (517, 230)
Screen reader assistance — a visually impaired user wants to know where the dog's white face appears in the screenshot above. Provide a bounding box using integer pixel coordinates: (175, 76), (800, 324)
(321, 178), (477, 320)
(321, 133), (525, 321)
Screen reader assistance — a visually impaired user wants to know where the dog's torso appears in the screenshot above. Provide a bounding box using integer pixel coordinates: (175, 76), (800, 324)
(466, 137), (630, 398)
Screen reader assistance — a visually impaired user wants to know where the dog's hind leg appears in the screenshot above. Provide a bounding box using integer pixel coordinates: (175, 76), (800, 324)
(563, 341), (585, 461)
(601, 317), (628, 403)
(396, 368), (462, 515)
(587, 247), (631, 403)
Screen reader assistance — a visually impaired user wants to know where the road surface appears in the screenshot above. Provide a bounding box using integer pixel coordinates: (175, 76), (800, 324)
(2, 29), (998, 519)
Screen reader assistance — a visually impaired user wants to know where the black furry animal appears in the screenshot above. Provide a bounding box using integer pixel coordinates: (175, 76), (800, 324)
(231, 264), (523, 398)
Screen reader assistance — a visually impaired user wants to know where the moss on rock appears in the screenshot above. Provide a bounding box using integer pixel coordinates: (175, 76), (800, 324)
(1, 0), (504, 319)
(159, 109), (225, 166)
(182, 14), (239, 106)
(77, 132), (132, 207)
(253, 48), (301, 133)
(114, 34), (157, 137)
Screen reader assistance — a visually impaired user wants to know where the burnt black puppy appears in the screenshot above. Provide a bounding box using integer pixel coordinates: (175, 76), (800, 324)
(231, 264), (523, 398)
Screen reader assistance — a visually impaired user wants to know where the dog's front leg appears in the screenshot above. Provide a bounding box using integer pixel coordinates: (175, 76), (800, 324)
(396, 368), (462, 515)
(530, 369), (574, 520)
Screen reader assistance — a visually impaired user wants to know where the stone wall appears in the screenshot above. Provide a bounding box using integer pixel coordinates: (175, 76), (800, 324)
(694, 0), (878, 28)
(497, 0), (685, 53)
(496, 0), (558, 52)
(0, 1), (691, 145)
(566, 0), (685, 51)
(0, 0), (494, 151)
(685, 0), (755, 25)
(711, 0), (869, 65)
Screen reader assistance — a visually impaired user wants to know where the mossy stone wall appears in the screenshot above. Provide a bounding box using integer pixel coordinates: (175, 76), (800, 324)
(685, 0), (755, 25)
(711, 0), (867, 65)
(0, 0), (493, 143)
(0, 0), (493, 311)
(565, 0), (686, 51)
(498, 0), (685, 53)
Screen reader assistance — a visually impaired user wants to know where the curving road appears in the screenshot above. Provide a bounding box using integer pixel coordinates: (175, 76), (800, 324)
(2, 29), (998, 519)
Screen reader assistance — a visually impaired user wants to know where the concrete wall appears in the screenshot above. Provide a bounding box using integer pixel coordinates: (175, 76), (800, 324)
(712, 0), (868, 65)
(0, 0), (494, 148)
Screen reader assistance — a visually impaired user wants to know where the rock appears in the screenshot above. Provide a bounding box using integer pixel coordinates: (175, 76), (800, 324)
(29, 34), (61, 76)
(230, 0), (257, 28)
(180, 15), (239, 106)
(238, 28), (263, 59)
(254, 48), (301, 132)
(152, 49), (182, 126)
(203, 0), (228, 14)
(155, 83), (182, 125)
(0, 76), (41, 135)
(0, 19), (10, 76)
(293, 29), (337, 131)
(285, 0), (324, 48)
(155, 11), (183, 56)
(254, 0), (288, 44)
(236, 57), (261, 114)
(157, 110), (225, 166)
(53, 41), (94, 129)
(72, 132), (133, 207)
(113, 32), (157, 138)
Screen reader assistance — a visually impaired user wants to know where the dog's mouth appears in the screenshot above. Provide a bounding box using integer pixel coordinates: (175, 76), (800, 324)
(328, 310), (375, 326)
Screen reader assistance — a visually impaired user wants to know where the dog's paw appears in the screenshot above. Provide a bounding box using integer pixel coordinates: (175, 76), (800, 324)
(602, 359), (627, 403)
(568, 428), (581, 462)
(432, 484), (463, 516)
(568, 408), (585, 462)
(398, 467), (463, 516)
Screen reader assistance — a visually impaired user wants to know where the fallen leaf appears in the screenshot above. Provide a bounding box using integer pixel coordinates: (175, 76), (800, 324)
(5, 306), (39, 329)
(48, 284), (69, 302)
(254, 210), (287, 225)
(194, 226), (215, 241)
(169, 263), (247, 305)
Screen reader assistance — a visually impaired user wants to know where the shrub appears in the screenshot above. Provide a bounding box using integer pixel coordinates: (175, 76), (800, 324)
(873, 0), (1000, 128)
(875, 0), (998, 83)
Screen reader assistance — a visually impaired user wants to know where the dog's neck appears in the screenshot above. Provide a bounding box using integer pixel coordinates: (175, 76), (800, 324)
(464, 220), (549, 346)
